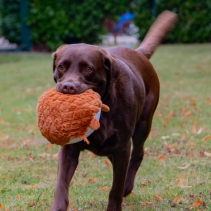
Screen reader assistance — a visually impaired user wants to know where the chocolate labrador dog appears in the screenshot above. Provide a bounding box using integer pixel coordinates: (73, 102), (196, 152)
(51, 11), (177, 211)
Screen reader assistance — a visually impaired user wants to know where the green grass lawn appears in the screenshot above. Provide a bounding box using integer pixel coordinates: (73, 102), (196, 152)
(0, 44), (211, 211)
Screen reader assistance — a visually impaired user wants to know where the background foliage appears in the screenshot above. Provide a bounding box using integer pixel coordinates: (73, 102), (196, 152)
(134, 0), (211, 43)
(0, 0), (21, 44)
(26, 0), (132, 50)
(0, 0), (210, 50)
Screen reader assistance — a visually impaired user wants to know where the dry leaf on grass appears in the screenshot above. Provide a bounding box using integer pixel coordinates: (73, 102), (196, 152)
(0, 134), (10, 141)
(23, 139), (33, 146)
(202, 135), (211, 142)
(179, 185), (192, 188)
(176, 178), (188, 185)
(88, 178), (98, 183)
(167, 110), (173, 120)
(69, 202), (73, 207)
(154, 195), (163, 202)
(17, 194), (21, 201)
(181, 133), (186, 140)
(98, 186), (109, 191)
(173, 196), (181, 203)
(184, 111), (192, 117)
(178, 163), (190, 169)
(192, 123), (197, 134)
(28, 202), (36, 207)
(45, 144), (55, 151)
(161, 119), (167, 127)
(190, 199), (202, 208)
(38, 153), (58, 160)
(140, 201), (153, 206)
(25, 185), (35, 189)
(157, 154), (167, 162)
(204, 151), (211, 157)
(104, 159), (111, 168)
(140, 184), (147, 188)
(0, 203), (2, 208)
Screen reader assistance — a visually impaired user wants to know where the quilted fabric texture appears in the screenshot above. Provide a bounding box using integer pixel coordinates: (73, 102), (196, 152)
(37, 88), (109, 146)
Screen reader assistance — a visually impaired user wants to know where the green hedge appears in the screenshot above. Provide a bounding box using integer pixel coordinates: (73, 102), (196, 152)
(0, 0), (132, 51)
(0, 0), (211, 51)
(26, 0), (132, 50)
(134, 0), (211, 43)
(0, 0), (21, 44)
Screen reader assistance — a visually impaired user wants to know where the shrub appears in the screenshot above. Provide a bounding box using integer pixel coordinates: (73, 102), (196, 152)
(27, 0), (132, 50)
(0, 0), (21, 44)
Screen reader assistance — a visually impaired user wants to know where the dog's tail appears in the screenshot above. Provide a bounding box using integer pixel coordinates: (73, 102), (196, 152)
(136, 10), (178, 59)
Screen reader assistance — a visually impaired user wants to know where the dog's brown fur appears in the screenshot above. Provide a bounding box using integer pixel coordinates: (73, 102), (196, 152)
(51, 11), (177, 211)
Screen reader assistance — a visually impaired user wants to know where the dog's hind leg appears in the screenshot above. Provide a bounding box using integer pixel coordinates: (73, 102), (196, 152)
(123, 91), (158, 197)
(123, 119), (151, 196)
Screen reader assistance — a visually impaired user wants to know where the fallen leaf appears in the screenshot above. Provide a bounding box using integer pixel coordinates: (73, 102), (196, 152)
(45, 144), (55, 151)
(52, 153), (58, 159)
(25, 185), (35, 189)
(157, 154), (167, 162)
(38, 153), (52, 158)
(140, 201), (153, 206)
(28, 125), (37, 133)
(173, 196), (181, 203)
(140, 184), (147, 188)
(28, 157), (34, 162)
(191, 199), (202, 208)
(184, 111), (192, 117)
(104, 159), (111, 168)
(69, 202), (73, 207)
(17, 194), (21, 201)
(167, 110), (173, 120)
(192, 123), (197, 134)
(188, 142), (195, 147)
(23, 139), (33, 146)
(0, 204), (2, 208)
(204, 151), (211, 157)
(181, 133), (186, 140)
(176, 178), (188, 186)
(98, 186), (109, 191)
(0, 135), (10, 141)
(155, 110), (163, 117)
(179, 185), (192, 188)
(178, 163), (190, 169)
(28, 202), (36, 207)
(154, 195), (163, 202)
(202, 135), (211, 142)
(197, 127), (203, 134)
(88, 178), (98, 183)
(161, 119), (167, 127)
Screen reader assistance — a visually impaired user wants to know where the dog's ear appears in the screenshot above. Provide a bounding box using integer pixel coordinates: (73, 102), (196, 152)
(52, 51), (57, 72)
(100, 48), (119, 85)
(52, 44), (67, 71)
(52, 45), (67, 82)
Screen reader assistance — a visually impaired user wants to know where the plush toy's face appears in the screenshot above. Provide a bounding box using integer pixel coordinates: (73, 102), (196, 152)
(52, 44), (118, 97)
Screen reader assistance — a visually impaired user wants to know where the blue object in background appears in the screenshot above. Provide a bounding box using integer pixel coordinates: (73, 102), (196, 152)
(114, 12), (134, 32)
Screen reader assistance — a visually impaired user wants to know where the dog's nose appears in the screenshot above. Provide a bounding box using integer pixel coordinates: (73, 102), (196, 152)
(61, 82), (77, 94)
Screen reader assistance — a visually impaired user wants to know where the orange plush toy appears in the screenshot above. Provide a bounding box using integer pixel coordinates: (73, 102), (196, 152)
(37, 88), (109, 146)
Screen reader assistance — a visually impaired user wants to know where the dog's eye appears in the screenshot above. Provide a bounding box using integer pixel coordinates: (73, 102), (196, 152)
(58, 65), (65, 72)
(85, 66), (93, 72)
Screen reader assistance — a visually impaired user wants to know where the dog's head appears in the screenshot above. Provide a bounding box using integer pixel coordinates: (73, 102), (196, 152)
(52, 44), (119, 97)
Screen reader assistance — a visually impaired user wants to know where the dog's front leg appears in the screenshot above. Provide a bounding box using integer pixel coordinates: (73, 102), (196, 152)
(51, 144), (80, 211)
(107, 143), (131, 211)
